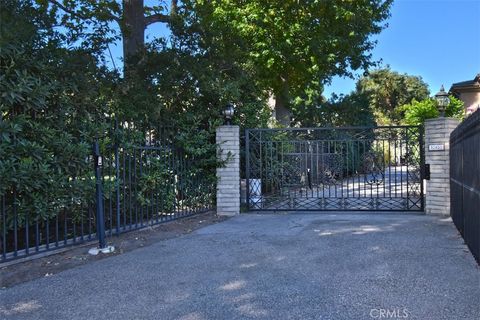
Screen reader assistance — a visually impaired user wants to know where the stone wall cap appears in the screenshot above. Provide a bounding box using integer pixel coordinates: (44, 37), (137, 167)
(425, 117), (460, 123)
(217, 125), (240, 129)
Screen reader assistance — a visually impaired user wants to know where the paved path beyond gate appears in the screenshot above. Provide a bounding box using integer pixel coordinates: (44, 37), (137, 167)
(1, 213), (478, 320)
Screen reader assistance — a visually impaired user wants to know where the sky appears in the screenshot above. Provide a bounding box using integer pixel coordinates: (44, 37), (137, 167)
(108, 0), (480, 98)
(323, 0), (480, 98)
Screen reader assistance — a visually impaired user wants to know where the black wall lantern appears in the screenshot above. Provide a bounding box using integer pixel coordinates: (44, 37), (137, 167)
(223, 103), (235, 125)
(434, 85), (450, 117)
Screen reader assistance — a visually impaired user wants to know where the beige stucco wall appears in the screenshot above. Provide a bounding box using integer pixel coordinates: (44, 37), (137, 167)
(458, 91), (480, 114)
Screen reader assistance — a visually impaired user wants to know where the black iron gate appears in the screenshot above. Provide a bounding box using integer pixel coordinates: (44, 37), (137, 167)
(245, 126), (424, 211)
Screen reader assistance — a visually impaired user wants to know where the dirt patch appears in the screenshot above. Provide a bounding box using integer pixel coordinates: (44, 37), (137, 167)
(0, 211), (226, 288)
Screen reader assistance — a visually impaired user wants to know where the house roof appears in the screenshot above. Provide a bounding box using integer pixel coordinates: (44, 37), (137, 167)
(450, 73), (480, 92)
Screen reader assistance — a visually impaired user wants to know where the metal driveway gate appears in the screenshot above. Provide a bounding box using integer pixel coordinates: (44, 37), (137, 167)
(245, 126), (424, 211)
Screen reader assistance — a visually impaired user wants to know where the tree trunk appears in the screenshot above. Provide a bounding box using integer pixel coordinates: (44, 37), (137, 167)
(122, 0), (146, 74)
(274, 78), (291, 126)
(274, 94), (291, 126)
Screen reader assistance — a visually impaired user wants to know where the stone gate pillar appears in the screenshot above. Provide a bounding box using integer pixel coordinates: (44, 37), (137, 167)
(216, 125), (240, 216)
(424, 118), (459, 216)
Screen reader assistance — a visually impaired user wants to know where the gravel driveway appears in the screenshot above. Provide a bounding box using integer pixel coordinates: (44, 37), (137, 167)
(0, 213), (478, 320)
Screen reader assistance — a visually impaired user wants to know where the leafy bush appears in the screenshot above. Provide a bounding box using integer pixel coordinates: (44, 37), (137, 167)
(401, 96), (464, 125)
(0, 1), (112, 228)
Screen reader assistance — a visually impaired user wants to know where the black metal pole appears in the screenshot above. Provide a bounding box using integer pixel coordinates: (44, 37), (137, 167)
(93, 140), (107, 249)
(419, 126), (425, 212)
(245, 129), (250, 210)
(114, 119), (121, 234)
(307, 168), (312, 190)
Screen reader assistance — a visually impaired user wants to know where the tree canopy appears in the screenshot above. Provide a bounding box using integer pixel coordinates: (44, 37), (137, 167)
(191, 0), (393, 124)
(30, 0), (396, 127)
(43, 0), (177, 73)
(356, 67), (430, 125)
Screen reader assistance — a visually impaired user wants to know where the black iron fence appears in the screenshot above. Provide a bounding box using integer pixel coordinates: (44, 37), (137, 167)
(1, 124), (216, 263)
(450, 109), (480, 263)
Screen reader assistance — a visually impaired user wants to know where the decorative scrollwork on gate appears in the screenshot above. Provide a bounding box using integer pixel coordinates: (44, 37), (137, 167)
(361, 151), (385, 185)
(246, 126), (424, 211)
(318, 154), (343, 185)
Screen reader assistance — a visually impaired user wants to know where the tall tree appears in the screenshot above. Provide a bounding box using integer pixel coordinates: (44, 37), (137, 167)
(191, 0), (393, 125)
(296, 92), (376, 128)
(45, 0), (178, 73)
(121, 0), (177, 69)
(356, 67), (430, 125)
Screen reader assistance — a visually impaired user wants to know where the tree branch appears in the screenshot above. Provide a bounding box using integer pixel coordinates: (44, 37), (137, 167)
(171, 0), (178, 15)
(47, 0), (88, 19)
(144, 0), (177, 26)
(144, 13), (170, 26)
